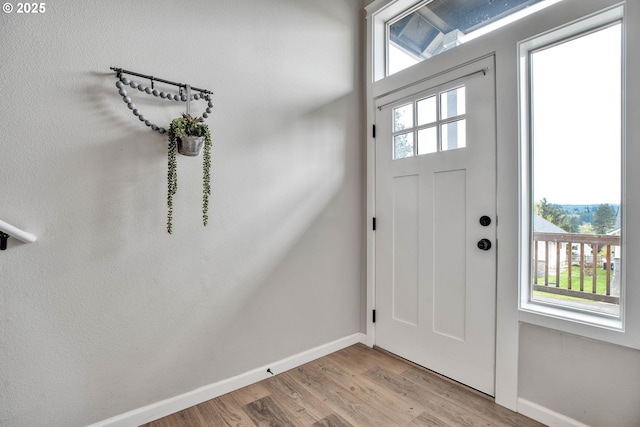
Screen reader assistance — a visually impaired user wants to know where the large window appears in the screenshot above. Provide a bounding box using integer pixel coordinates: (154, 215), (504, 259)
(520, 8), (624, 328)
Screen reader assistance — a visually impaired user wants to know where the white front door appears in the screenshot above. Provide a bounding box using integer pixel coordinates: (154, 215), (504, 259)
(374, 56), (497, 395)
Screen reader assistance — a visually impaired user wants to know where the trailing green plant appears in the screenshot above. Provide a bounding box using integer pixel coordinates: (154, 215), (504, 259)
(167, 113), (212, 233)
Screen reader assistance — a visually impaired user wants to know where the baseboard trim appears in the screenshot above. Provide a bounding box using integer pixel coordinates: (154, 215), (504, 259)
(88, 333), (366, 427)
(518, 398), (591, 427)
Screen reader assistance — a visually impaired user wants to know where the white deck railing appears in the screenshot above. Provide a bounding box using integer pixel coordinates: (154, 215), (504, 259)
(533, 231), (620, 304)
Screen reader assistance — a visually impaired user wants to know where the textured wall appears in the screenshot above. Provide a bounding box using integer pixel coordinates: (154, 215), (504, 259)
(0, 1), (363, 425)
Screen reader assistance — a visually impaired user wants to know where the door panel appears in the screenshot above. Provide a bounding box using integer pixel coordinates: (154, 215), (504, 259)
(375, 56), (496, 395)
(433, 169), (467, 340)
(392, 174), (419, 326)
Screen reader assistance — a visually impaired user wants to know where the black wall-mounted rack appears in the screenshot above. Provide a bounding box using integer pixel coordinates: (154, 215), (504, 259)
(110, 67), (213, 95)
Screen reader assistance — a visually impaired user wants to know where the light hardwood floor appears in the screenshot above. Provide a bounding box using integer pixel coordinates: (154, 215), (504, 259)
(142, 344), (544, 427)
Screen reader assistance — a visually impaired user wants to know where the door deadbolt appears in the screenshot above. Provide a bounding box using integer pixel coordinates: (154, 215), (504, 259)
(479, 216), (491, 226)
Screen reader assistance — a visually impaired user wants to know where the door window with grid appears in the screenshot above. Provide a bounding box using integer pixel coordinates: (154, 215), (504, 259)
(393, 86), (466, 159)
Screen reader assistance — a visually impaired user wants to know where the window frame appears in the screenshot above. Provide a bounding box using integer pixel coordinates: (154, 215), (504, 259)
(517, 4), (636, 344)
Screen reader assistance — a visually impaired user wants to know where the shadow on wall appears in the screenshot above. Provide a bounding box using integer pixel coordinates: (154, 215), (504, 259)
(62, 72), (356, 416)
(136, 92), (353, 374)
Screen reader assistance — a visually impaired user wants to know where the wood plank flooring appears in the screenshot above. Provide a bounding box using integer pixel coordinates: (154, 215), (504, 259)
(141, 344), (544, 427)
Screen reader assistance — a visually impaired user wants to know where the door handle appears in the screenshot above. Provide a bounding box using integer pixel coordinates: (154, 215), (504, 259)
(477, 239), (492, 251)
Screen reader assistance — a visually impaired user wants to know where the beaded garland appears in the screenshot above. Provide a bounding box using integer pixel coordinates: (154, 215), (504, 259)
(115, 77), (213, 134)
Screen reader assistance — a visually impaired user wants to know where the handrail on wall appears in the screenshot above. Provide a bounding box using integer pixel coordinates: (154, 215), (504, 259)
(0, 219), (37, 250)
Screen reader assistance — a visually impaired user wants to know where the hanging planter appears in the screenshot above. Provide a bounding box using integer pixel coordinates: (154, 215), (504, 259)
(167, 113), (212, 234)
(110, 68), (215, 234)
(178, 135), (204, 156)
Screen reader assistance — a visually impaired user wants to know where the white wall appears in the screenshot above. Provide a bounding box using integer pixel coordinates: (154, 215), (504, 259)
(519, 323), (640, 426)
(0, 1), (363, 426)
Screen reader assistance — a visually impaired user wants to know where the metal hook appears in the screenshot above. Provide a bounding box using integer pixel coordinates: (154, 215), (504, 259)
(150, 76), (154, 90)
(186, 84), (191, 115)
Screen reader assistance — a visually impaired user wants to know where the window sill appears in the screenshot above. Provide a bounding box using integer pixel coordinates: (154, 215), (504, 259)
(518, 299), (632, 348)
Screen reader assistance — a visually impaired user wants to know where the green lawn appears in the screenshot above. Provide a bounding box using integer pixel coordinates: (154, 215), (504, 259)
(535, 265), (614, 297)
